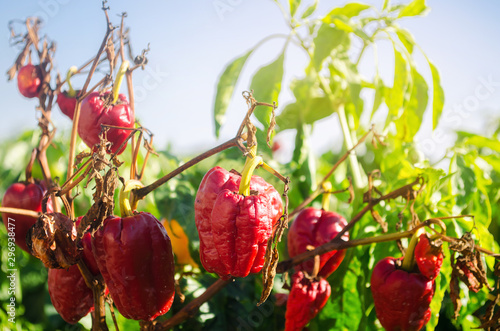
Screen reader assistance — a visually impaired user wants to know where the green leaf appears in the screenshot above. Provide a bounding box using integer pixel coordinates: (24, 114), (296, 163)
(451, 155), (477, 208)
(250, 51), (285, 126)
(291, 123), (317, 197)
(324, 3), (371, 19)
(213, 50), (253, 137)
(383, 0), (390, 10)
(277, 98), (332, 130)
(370, 74), (384, 120)
(398, 0), (429, 18)
(428, 61), (445, 129)
(384, 47), (410, 124)
(301, 0), (318, 19)
(312, 24), (350, 69)
(395, 68), (428, 141)
(395, 27), (415, 54)
(460, 133), (500, 153)
(289, 0), (301, 17)
(277, 76), (336, 130)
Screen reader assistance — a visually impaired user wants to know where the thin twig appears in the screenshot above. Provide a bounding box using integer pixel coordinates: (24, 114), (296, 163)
(134, 137), (241, 200)
(156, 279), (232, 330)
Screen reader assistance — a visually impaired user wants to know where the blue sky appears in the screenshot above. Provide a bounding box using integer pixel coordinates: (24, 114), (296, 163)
(0, 1), (499, 161)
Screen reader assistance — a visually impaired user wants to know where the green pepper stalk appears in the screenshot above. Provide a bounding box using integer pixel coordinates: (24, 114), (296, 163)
(65, 66), (78, 98)
(402, 227), (425, 272)
(112, 61), (129, 104)
(239, 145), (263, 196)
(119, 179), (143, 217)
(321, 182), (332, 211)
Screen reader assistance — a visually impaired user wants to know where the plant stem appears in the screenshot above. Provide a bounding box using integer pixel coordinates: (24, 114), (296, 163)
(277, 228), (415, 274)
(289, 127), (374, 220)
(112, 61), (129, 104)
(66, 15), (114, 187)
(134, 137), (240, 200)
(321, 182), (332, 211)
(119, 180), (143, 217)
(156, 279), (232, 330)
(0, 207), (40, 218)
(239, 146), (262, 196)
(401, 227), (424, 271)
(65, 66), (78, 97)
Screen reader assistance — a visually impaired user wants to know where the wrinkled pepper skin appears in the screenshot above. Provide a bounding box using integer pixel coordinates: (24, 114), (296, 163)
(92, 212), (175, 321)
(414, 233), (443, 280)
(48, 224), (99, 324)
(1, 181), (53, 252)
(78, 91), (134, 155)
(194, 166), (283, 279)
(57, 90), (80, 120)
(371, 257), (435, 331)
(285, 271), (331, 331)
(287, 207), (349, 278)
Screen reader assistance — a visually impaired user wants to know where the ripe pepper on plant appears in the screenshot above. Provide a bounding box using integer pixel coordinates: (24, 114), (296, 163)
(48, 217), (102, 324)
(78, 61), (134, 155)
(287, 182), (349, 278)
(91, 180), (176, 321)
(1, 179), (53, 252)
(57, 66), (80, 120)
(371, 229), (438, 331)
(194, 147), (283, 279)
(17, 63), (42, 98)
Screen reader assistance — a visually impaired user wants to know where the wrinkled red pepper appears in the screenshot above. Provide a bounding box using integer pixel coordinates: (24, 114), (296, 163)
(1, 180), (53, 253)
(78, 91), (134, 155)
(371, 257), (435, 331)
(194, 166), (283, 279)
(92, 212), (175, 320)
(287, 207), (348, 278)
(48, 220), (100, 324)
(285, 271), (331, 331)
(414, 233), (443, 280)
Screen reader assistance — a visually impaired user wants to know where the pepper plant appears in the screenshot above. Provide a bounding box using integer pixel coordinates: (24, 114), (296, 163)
(0, 1), (499, 331)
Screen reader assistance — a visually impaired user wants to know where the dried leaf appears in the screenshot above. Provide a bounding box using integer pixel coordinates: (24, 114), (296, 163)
(246, 121), (257, 149)
(27, 213), (81, 269)
(449, 232), (475, 254)
(371, 210), (388, 233)
(267, 104), (276, 148)
(106, 32), (115, 73)
(450, 267), (462, 319)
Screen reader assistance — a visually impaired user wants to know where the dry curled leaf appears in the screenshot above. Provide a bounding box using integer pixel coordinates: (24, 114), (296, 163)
(371, 210), (388, 233)
(449, 261), (462, 319)
(27, 213), (81, 269)
(266, 104), (276, 148)
(449, 232), (475, 255)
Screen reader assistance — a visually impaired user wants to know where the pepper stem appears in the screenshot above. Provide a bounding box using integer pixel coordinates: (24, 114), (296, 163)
(119, 179), (144, 217)
(238, 146), (263, 196)
(112, 60), (129, 104)
(402, 227), (425, 272)
(66, 66), (78, 97)
(321, 182), (332, 211)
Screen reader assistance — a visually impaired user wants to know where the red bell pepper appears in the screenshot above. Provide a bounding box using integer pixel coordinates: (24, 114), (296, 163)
(77, 62), (134, 155)
(56, 66), (80, 120)
(287, 207), (348, 278)
(371, 256), (435, 331)
(92, 212), (175, 321)
(414, 233), (443, 280)
(1, 180), (53, 253)
(194, 164), (283, 279)
(48, 219), (100, 324)
(285, 271), (331, 331)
